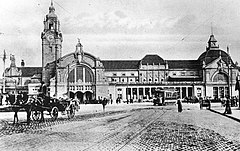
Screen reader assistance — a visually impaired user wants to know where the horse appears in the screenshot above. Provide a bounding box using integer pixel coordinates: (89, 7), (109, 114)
(10, 93), (32, 125)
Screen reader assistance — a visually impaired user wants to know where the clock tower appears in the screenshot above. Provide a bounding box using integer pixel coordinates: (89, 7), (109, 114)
(41, 1), (63, 84)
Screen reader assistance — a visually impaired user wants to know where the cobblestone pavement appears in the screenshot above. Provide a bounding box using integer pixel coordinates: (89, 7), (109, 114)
(1, 104), (240, 151)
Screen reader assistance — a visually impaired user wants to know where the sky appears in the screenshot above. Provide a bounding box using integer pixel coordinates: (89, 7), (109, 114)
(0, 0), (240, 77)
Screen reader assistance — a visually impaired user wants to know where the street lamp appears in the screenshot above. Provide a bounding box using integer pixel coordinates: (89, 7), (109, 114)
(0, 50), (7, 93)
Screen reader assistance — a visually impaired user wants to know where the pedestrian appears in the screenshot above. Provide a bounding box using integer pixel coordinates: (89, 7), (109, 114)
(102, 98), (107, 112)
(207, 97), (211, 109)
(130, 98), (133, 104)
(177, 98), (182, 112)
(199, 97), (203, 109)
(110, 98), (113, 104)
(224, 96), (232, 114)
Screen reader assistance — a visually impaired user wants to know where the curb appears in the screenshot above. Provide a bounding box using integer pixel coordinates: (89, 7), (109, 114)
(209, 109), (240, 123)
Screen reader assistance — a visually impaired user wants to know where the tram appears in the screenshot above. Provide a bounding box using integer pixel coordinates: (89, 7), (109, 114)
(153, 88), (178, 106)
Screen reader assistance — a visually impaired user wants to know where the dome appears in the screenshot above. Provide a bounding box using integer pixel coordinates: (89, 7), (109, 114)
(141, 54), (165, 65)
(198, 34), (234, 65)
(46, 13), (57, 18)
(198, 49), (233, 65)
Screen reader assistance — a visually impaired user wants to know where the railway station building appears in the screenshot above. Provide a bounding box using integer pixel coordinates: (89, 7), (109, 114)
(2, 2), (239, 103)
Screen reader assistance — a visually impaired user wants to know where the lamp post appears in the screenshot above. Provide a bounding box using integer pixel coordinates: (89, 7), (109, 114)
(55, 42), (58, 97)
(67, 64), (70, 98)
(0, 50), (7, 94)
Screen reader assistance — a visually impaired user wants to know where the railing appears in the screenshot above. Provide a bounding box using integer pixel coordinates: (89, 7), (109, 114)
(69, 84), (93, 92)
(109, 81), (204, 85)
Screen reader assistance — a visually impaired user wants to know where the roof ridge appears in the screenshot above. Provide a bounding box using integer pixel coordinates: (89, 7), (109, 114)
(102, 60), (139, 61)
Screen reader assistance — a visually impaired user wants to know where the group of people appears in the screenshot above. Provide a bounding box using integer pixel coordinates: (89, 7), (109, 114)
(220, 96), (238, 107)
(0, 91), (28, 106)
(126, 98), (134, 104)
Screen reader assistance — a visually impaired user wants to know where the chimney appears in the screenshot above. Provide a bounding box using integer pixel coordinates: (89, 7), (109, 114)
(21, 60), (25, 67)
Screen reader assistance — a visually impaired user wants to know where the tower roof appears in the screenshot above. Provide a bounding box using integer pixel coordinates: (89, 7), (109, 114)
(199, 34), (234, 65)
(49, 0), (55, 13)
(76, 38), (83, 47)
(141, 54), (165, 65)
(198, 49), (233, 65)
(208, 34), (217, 43)
(46, 0), (57, 18)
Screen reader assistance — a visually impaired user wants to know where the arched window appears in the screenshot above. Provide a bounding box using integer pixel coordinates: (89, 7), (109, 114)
(213, 73), (228, 82)
(85, 67), (93, 83)
(49, 22), (54, 30)
(68, 66), (93, 83)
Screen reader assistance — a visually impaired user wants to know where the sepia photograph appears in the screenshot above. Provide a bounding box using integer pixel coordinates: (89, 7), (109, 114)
(0, 0), (240, 150)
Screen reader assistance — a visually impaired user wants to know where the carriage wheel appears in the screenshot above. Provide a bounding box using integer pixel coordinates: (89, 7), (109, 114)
(50, 107), (59, 120)
(31, 110), (41, 121)
(67, 104), (75, 119)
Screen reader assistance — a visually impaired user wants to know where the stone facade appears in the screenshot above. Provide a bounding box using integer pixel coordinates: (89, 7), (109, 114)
(2, 2), (239, 104)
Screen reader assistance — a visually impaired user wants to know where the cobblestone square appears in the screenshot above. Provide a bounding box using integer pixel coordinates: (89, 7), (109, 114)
(0, 104), (240, 151)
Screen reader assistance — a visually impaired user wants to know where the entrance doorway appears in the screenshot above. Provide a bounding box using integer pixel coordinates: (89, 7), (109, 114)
(69, 91), (75, 99)
(85, 91), (93, 104)
(76, 91), (84, 103)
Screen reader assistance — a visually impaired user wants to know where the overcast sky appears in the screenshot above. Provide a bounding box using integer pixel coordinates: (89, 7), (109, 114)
(0, 0), (240, 76)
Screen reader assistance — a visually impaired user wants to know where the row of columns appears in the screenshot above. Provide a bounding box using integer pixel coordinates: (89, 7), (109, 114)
(69, 84), (92, 91)
(124, 86), (194, 100)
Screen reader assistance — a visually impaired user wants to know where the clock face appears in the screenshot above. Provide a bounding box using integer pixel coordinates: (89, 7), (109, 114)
(46, 34), (54, 42)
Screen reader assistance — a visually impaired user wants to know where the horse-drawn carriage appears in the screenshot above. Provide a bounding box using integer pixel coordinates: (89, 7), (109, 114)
(29, 95), (79, 122)
(2, 90), (79, 125)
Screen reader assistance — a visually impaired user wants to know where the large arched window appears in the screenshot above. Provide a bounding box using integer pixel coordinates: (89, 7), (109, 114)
(213, 73), (228, 82)
(68, 66), (93, 83)
(85, 68), (93, 82)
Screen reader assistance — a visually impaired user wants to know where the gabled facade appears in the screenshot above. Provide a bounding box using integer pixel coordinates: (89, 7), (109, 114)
(199, 34), (238, 99)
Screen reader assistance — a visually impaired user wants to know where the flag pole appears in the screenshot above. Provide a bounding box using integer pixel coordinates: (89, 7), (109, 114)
(3, 50), (6, 93)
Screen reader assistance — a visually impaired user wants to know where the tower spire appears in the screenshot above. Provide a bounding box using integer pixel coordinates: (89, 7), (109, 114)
(49, 0), (55, 13)
(211, 22), (213, 35)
